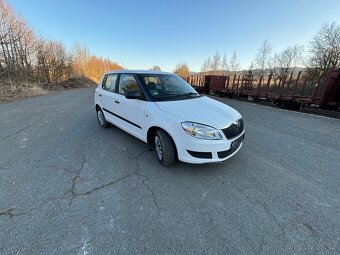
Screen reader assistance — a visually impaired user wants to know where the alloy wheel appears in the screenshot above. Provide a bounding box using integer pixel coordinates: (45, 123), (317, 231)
(155, 136), (163, 160)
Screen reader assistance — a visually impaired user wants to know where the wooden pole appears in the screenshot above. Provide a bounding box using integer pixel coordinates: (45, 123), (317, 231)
(291, 71), (301, 98)
(264, 74), (272, 98)
(257, 75), (263, 97)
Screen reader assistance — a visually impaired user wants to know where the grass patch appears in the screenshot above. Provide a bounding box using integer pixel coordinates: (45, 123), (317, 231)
(0, 77), (97, 104)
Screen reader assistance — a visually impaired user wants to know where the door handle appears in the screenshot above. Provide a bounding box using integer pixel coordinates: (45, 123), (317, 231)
(99, 94), (102, 97)
(114, 100), (120, 104)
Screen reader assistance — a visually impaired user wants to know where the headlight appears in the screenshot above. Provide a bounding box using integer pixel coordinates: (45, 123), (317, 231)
(181, 122), (222, 140)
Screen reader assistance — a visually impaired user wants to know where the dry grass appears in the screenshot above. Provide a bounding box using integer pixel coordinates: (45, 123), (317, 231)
(0, 77), (97, 104)
(0, 84), (49, 104)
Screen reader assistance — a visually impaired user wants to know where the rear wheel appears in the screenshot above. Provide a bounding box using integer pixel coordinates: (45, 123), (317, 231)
(154, 130), (175, 166)
(97, 108), (109, 128)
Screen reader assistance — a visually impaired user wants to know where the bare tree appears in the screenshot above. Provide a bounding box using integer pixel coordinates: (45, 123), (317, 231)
(201, 52), (229, 73)
(174, 62), (190, 78)
(210, 51), (221, 72)
(229, 51), (240, 71)
(35, 39), (72, 85)
(206, 57), (211, 71)
(309, 22), (340, 76)
(254, 39), (271, 75)
(49, 41), (72, 83)
(278, 45), (303, 74)
(0, 0), (36, 90)
(201, 59), (208, 72)
(150, 65), (161, 71)
(201, 57), (212, 72)
(71, 43), (89, 77)
(248, 62), (254, 71)
(268, 44), (304, 84)
(0, 0), (125, 91)
(222, 53), (228, 71)
(84, 55), (123, 82)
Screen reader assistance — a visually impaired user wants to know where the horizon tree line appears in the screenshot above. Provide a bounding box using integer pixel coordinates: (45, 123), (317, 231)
(198, 22), (340, 83)
(1, 0), (339, 90)
(0, 0), (123, 92)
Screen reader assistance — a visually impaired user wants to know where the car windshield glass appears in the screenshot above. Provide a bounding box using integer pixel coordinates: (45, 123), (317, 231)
(138, 74), (199, 101)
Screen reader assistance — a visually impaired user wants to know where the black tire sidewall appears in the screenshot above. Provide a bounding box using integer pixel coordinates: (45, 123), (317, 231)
(97, 108), (108, 128)
(155, 130), (175, 166)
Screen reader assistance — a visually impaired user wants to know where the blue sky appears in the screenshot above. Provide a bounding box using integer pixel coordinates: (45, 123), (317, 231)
(10, 0), (340, 72)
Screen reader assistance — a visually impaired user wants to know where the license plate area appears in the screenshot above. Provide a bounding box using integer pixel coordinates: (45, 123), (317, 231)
(230, 133), (245, 149)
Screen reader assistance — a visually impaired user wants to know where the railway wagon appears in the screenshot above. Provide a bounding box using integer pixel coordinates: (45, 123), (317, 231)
(187, 70), (340, 111)
(204, 75), (227, 95)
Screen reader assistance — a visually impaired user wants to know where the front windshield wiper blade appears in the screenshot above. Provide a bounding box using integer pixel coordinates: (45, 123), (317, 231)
(163, 92), (199, 97)
(181, 92), (200, 96)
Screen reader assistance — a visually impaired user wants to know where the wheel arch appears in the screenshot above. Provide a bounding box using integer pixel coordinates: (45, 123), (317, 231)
(147, 126), (178, 158)
(95, 104), (101, 111)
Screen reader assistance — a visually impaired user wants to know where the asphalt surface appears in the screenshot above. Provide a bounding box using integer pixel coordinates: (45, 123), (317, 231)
(0, 88), (339, 255)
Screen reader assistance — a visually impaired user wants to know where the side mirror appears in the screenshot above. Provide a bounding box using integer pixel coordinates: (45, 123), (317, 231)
(125, 90), (142, 99)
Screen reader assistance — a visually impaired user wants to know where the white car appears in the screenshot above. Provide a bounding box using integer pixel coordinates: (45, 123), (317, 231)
(94, 70), (245, 166)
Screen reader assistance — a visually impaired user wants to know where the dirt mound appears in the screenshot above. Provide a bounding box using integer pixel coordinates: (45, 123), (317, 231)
(59, 77), (97, 89)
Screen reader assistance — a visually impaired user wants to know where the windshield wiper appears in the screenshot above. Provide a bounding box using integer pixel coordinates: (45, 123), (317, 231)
(163, 92), (199, 97)
(181, 92), (199, 97)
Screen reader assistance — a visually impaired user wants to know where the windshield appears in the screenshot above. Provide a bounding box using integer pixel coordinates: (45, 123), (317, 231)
(138, 74), (199, 101)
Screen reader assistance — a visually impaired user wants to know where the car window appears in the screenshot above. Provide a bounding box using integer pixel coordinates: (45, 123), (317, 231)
(144, 76), (160, 85)
(118, 74), (140, 95)
(138, 74), (198, 101)
(102, 74), (118, 92)
(162, 76), (183, 93)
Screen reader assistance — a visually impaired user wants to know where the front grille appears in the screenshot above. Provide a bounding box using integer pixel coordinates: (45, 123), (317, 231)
(221, 118), (244, 139)
(218, 133), (244, 158)
(187, 150), (212, 159)
(217, 149), (234, 159)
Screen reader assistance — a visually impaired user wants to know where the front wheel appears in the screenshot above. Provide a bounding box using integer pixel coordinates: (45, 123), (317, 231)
(97, 108), (109, 128)
(154, 130), (175, 166)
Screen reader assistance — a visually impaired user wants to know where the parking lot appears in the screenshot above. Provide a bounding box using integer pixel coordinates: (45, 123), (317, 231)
(0, 87), (339, 254)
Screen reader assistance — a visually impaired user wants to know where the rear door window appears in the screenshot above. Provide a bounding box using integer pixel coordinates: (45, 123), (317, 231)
(102, 74), (118, 92)
(118, 74), (140, 95)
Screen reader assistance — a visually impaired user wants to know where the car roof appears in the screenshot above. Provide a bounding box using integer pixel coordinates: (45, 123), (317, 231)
(104, 70), (173, 75)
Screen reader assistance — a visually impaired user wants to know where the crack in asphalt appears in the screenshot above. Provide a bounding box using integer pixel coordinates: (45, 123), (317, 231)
(76, 171), (135, 197)
(65, 149), (94, 205)
(73, 149), (146, 195)
(0, 207), (37, 217)
(130, 148), (163, 211)
(0, 195), (64, 218)
(64, 148), (161, 210)
(0, 112), (45, 142)
(230, 180), (287, 246)
(135, 172), (161, 210)
(0, 208), (16, 217)
(0, 148), (160, 218)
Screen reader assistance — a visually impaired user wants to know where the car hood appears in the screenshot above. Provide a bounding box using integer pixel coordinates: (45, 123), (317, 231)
(155, 96), (242, 129)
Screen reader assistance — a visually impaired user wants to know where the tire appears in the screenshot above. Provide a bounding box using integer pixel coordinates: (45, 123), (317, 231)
(154, 130), (175, 166)
(96, 108), (109, 128)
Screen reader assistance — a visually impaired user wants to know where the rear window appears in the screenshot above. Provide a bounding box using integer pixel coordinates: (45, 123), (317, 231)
(102, 74), (118, 92)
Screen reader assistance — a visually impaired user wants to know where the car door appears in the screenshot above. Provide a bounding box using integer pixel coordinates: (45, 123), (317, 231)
(113, 73), (146, 140)
(99, 73), (119, 124)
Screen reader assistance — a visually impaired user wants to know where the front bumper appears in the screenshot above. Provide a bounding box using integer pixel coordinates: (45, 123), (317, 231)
(173, 131), (245, 164)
